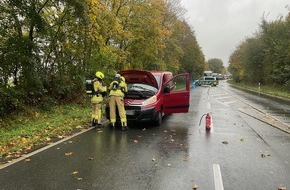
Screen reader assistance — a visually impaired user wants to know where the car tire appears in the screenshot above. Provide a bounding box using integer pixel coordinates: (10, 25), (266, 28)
(154, 111), (162, 126)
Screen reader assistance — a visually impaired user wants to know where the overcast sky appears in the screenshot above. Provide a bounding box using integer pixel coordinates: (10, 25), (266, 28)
(180, 0), (289, 66)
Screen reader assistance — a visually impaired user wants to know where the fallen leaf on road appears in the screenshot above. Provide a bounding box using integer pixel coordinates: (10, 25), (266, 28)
(72, 171), (78, 175)
(142, 128), (146, 131)
(65, 152), (73, 156)
(88, 157), (93, 160)
(183, 157), (188, 162)
(278, 186), (286, 190)
(152, 158), (156, 161)
(77, 177), (83, 181)
(25, 158), (31, 162)
(192, 183), (199, 189)
(261, 152), (270, 158)
(133, 140), (138, 143)
(222, 141), (229, 144)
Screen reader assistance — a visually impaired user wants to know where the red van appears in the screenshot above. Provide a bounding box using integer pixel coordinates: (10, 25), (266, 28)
(105, 69), (190, 125)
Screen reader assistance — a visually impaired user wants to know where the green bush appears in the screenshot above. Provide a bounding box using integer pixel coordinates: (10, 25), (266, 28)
(0, 87), (25, 117)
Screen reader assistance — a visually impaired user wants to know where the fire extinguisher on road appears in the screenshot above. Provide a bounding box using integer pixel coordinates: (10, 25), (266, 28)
(205, 113), (212, 130)
(199, 113), (212, 130)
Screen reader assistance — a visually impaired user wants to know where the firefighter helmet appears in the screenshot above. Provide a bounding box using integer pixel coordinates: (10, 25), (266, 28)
(120, 76), (125, 82)
(95, 71), (104, 79)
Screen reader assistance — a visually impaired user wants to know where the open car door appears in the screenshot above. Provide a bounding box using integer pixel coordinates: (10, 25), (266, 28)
(163, 73), (190, 114)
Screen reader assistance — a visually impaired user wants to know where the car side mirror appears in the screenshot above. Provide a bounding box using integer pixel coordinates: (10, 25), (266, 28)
(164, 86), (170, 94)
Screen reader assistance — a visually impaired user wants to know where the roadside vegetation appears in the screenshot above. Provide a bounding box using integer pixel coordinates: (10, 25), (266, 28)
(0, 0), (204, 118)
(228, 80), (290, 100)
(228, 12), (290, 91)
(0, 102), (91, 164)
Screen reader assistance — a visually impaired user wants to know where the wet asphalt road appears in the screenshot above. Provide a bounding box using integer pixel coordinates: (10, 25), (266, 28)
(0, 80), (290, 190)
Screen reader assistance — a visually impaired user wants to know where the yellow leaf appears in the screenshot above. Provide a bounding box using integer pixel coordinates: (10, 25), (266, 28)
(182, 157), (188, 162)
(72, 171), (78, 175)
(35, 112), (39, 117)
(65, 152), (73, 156)
(192, 184), (199, 189)
(21, 137), (28, 142)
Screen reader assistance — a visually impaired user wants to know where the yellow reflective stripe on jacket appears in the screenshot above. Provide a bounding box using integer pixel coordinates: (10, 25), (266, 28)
(91, 95), (103, 103)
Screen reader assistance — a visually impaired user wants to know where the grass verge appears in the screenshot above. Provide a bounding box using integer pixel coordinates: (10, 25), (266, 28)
(227, 80), (290, 101)
(0, 102), (92, 165)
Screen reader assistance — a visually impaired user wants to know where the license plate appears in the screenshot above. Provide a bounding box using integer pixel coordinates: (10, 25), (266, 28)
(126, 110), (135, 115)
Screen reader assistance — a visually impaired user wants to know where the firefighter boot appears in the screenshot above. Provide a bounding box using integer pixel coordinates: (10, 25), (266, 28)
(96, 123), (103, 128)
(91, 119), (97, 127)
(121, 122), (127, 131)
(111, 123), (115, 129)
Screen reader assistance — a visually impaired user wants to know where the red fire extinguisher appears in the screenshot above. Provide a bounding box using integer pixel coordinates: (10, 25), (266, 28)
(205, 113), (212, 130)
(199, 113), (212, 130)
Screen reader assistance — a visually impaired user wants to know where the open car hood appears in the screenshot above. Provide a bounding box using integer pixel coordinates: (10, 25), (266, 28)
(118, 70), (158, 89)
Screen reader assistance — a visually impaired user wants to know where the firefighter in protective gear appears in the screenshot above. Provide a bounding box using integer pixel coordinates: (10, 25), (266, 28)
(91, 71), (107, 128)
(109, 74), (128, 130)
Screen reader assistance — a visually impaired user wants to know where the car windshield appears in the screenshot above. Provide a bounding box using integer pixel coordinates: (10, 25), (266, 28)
(126, 83), (158, 99)
(152, 75), (161, 88)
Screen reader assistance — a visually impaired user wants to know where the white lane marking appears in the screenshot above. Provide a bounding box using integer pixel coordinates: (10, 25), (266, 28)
(213, 164), (224, 190)
(207, 102), (211, 110)
(224, 100), (237, 104)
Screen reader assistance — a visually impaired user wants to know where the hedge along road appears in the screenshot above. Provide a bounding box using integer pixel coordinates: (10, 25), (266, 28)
(0, 80), (289, 190)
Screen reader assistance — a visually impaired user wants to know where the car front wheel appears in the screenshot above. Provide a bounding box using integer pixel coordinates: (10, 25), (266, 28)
(154, 111), (162, 126)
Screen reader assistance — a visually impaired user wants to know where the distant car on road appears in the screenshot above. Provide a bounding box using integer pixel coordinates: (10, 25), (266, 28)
(197, 76), (218, 86)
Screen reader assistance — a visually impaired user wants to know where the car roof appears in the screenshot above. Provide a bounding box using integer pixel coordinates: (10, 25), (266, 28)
(118, 69), (159, 88)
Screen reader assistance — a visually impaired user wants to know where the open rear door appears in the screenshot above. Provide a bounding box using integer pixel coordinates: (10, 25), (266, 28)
(163, 73), (190, 114)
